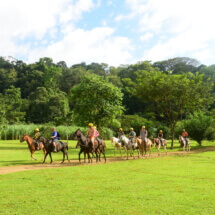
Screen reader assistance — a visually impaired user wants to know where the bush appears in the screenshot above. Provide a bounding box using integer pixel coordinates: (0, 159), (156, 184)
(176, 111), (213, 145)
(0, 124), (114, 140)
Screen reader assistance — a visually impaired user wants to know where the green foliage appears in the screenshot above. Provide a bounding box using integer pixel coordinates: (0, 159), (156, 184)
(176, 111), (213, 145)
(70, 74), (124, 128)
(125, 70), (214, 147)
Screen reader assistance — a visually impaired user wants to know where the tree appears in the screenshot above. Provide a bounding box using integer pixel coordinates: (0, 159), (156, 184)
(180, 111), (213, 145)
(70, 74), (124, 128)
(153, 57), (200, 74)
(125, 71), (213, 148)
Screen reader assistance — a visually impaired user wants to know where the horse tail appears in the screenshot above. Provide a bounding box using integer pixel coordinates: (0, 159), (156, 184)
(103, 141), (106, 149)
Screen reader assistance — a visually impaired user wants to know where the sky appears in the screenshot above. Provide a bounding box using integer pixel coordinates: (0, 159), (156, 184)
(1, 0), (215, 67)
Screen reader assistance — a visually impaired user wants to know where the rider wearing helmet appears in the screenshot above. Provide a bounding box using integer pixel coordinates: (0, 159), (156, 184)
(140, 126), (148, 143)
(118, 128), (125, 146)
(158, 130), (163, 146)
(182, 129), (188, 144)
(51, 127), (59, 152)
(129, 128), (136, 144)
(34, 128), (41, 150)
(87, 123), (95, 150)
(118, 128), (124, 139)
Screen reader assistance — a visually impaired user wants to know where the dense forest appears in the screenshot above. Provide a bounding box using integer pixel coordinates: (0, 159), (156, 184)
(1, 56), (215, 146)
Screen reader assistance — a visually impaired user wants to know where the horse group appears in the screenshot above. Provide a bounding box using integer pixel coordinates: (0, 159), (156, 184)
(111, 135), (168, 159)
(20, 135), (70, 164)
(20, 130), (190, 164)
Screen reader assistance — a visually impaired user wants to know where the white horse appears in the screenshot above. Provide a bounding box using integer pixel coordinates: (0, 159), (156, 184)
(151, 138), (167, 156)
(119, 135), (140, 159)
(179, 135), (190, 154)
(111, 137), (126, 157)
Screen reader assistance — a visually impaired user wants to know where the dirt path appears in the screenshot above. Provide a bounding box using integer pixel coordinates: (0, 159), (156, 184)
(0, 147), (215, 175)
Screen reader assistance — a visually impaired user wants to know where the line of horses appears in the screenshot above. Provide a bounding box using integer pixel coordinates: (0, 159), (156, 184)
(19, 129), (190, 164)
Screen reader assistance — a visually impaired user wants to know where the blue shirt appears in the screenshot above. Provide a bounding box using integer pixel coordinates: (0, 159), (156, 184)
(52, 131), (58, 140)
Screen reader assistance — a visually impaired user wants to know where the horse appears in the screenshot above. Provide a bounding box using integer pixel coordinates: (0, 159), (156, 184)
(151, 138), (167, 156)
(74, 129), (106, 163)
(74, 132), (93, 163)
(111, 137), (126, 157)
(179, 135), (190, 153)
(119, 135), (139, 159)
(20, 134), (46, 160)
(136, 137), (153, 158)
(39, 136), (70, 164)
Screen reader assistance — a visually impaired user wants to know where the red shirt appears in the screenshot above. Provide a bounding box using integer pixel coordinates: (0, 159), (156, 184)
(182, 132), (188, 137)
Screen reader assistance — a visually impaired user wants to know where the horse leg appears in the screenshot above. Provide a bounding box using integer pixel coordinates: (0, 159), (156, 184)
(61, 151), (65, 163)
(127, 148), (129, 160)
(102, 149), (106, 163)
(84, 152), (86, 163)
(158, 145), (160, 156)
(164, 145), (167, 155)
(148, 147), (151, 158)
(79, 151), (82, 163)
(31, 150), (37, 160)
(49, 153), (53, 164)
(42, 152), (49, 164)
(65, 151), (70, 162)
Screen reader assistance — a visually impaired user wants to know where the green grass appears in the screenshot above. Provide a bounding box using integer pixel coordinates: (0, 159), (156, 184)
(0, 149), (215, 214)
(0, 139), (214, 167)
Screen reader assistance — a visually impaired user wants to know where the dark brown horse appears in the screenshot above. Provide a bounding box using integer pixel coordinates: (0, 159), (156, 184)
(39, 136), (70, 164)
(20, 134), (46, 160)
(74, 129), (106, 163)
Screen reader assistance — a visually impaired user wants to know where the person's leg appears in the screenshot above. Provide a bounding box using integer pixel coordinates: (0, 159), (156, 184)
(53, 139), (57, 152)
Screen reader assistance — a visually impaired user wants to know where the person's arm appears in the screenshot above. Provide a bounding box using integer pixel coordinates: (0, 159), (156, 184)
(146, 130), (148, 137)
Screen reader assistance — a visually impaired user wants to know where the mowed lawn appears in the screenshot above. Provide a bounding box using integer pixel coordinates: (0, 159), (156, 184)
(0, 140), (215, 214)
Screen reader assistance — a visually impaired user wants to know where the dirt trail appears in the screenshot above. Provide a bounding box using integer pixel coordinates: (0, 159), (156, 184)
(0, 147), (215, 175)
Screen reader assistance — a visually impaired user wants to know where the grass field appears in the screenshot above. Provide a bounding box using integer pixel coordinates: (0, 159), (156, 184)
(0, 140), (215, 214)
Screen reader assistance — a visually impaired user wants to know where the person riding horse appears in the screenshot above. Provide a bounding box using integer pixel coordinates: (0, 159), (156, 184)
(129, 128), (136, 146)
(158, 130), (164, 146)
(118, 128), (124, 146)
(182, 129), (189, 144)
(140, 126), (148, 143)
(51, 127), (59, 152)
(34, 128), (41, 150)
(87, 123), (96, 151)
(94, 126), (101, 146)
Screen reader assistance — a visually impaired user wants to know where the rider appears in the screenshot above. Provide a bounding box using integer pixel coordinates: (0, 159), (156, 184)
(94, 126), (101, 145)
(129, 128), (136, 144)
(51, 127), (59, 152)
(182, 129), (188, 144)
(34, 128), (41, 150)
(158, 130), (163, 146)
(140, 126), (148, 143)
(87, 123), (95, 150)
(118, 128), (124, 146)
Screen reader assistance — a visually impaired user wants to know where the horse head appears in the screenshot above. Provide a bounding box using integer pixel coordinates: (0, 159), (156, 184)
(20, 134), (28, 143)
(73, 129), (82, 139)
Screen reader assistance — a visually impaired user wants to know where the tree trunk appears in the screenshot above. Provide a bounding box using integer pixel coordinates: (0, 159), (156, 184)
(171, 124), (176, 149)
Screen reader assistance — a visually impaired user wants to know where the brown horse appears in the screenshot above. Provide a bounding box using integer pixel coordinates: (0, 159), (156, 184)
(151, 138), (167, 156)
(20, 134), (46, 160)
(136, 137), (153, 158)
(74, 129), (106, 163)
